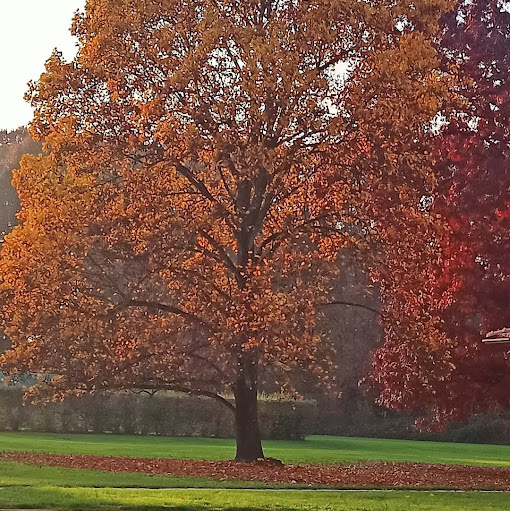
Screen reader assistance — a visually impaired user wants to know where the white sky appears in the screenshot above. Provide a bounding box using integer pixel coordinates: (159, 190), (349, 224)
(0, 0), (85, 131)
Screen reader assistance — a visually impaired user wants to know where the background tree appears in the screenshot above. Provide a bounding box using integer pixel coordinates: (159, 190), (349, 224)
(0, 0), (455, 461)
(371, 0), (509, 428)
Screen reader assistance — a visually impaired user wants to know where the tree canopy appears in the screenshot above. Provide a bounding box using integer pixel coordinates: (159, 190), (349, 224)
(371, 0), (509, 429)
(0, 0), (456, 460)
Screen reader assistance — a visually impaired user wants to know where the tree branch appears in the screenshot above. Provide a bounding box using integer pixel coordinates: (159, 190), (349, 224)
(321, 300), (382, 317)
(126, 299), (214, 330)
(198, 230), (243, 285)
(174, 161), (236, 229)
(107, 381), (236, 413)
(142, 384), (236, 412)
(189, 352), (229, 380)
(178, 387), (235, 413)
(174, 162), (217, 203)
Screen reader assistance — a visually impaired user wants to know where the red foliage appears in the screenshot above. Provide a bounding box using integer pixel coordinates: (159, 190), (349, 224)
(371, 0), (510, 428)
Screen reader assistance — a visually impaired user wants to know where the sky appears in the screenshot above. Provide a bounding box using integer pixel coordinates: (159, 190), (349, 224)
(0, 0), (85, 131)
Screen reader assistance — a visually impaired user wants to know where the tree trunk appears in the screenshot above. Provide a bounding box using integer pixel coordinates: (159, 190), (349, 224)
(233, 376), (264, 462)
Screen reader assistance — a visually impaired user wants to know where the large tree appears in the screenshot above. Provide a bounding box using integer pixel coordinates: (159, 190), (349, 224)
(371, 0), (509, 429)
(0, 0), (455, 460)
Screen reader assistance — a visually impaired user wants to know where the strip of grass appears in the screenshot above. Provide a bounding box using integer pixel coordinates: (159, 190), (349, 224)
(0, 486), (508, 511)
(0, 461), (278, 489)
(0, 432), (509, 467)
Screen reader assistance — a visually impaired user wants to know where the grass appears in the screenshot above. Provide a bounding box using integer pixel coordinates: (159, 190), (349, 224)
(0, 461), (277, 489)
(1, 432), (510, 467)
(0, 486), (508, 510)
(0, 433), (509, 510)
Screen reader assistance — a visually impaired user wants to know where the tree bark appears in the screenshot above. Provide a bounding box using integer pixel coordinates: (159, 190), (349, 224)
(233, 375), (264, 462)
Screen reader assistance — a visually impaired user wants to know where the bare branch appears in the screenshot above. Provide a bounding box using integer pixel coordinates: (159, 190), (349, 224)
(142, 384), (236, 412)
(106, 381), (236, 413)
(321, 300), (382, 317)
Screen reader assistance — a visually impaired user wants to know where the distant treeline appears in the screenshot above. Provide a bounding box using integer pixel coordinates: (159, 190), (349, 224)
(1, 388), (509, 445)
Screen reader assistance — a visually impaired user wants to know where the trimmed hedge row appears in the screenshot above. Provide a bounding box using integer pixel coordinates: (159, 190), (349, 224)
(0, 389), (312, 440)
(0, 388), (509, 444)
(311, 396), (510, 445)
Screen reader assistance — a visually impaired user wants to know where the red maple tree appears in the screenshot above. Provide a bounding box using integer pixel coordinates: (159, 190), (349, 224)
(371, 0), (510, 428)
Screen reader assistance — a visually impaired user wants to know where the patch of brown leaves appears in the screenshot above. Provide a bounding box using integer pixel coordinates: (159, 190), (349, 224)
(2, 451), (509, 490)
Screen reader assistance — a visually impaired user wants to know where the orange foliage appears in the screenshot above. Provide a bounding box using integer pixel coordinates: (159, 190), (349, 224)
(0, 0), (456, 459)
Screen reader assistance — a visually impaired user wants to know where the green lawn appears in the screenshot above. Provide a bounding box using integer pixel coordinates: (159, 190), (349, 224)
(0, 485), (508, 511)
(0, 461), (276, 489)
(0, 433), (509, 510)
(1, 432), (509, 467)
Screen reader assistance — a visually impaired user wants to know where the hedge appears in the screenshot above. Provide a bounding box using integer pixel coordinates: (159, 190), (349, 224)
(0, 388), (508, 444)
(0, 388), (313, 440)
